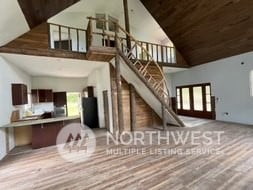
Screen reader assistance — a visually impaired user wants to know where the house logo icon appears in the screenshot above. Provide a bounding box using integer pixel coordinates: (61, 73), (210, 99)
(56, 123), (96, 163)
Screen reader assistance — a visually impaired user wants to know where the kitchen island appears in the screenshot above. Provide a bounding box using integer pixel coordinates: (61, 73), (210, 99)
(0, 116), (81, 149)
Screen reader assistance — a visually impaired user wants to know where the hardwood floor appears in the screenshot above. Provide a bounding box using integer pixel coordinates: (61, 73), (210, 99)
(1, 120), (253, 190)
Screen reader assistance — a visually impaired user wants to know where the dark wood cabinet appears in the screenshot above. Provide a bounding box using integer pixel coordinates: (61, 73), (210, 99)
(53, 92), (67, 106)
(12, 84), (28, 105)
(83, 86), (94, 97)
(32, 118), (81, 149)
(32, 89), (53, 103)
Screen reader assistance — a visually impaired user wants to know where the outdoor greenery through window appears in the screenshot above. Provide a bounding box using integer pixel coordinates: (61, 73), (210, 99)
(67, 92), (81, 116)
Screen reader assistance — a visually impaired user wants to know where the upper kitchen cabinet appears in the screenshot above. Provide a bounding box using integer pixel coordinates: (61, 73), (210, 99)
(12, 84), (28, 105)
(53, 92), (67, 107)
(32, 89), (53, 103)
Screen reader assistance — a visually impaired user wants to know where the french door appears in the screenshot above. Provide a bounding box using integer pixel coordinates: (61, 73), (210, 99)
(176, 83), (215, 119)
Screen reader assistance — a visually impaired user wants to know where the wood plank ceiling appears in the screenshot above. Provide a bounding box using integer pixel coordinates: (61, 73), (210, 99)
(18, 0), (79, 28)
(141, 0), (253, 66)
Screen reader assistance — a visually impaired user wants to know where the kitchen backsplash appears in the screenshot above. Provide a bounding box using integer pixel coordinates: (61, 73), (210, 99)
(32, 103), (54, 115)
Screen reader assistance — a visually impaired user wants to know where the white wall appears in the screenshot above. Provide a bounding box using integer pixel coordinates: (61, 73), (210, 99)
(32, 76), (88, 93)
(49, 0), (172, 45)
(0, 0), (29, 46)
(0, 56), (31, 160)
(169, 52), (253, 125)
(87, 63), (113, 131)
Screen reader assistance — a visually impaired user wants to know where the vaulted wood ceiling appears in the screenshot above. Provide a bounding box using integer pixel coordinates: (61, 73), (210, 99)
(141, 0), (253, 66)
(18, 0), (79, 28)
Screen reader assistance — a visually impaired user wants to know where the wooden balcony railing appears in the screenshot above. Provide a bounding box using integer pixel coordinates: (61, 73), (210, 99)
(48, 23), (87, 53)
(48, 21), (176, 64)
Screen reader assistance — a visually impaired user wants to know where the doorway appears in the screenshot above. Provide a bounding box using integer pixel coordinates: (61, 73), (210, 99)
(176, 83), (215, 119)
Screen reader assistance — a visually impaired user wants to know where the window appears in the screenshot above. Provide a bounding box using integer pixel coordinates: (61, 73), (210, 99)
(176, 88), (181, 109)
(193, 87), (203, 111)
(177, 84), (212, 112)
(96, 13), (106, 30)
(182, 88), (190, 110)
(108, 15), (118, 32)
(67, 92), (81, 116)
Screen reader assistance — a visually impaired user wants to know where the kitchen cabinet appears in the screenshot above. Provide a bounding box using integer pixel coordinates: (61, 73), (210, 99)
(12, 84), (28, 105)
(32, 118), (81, 149)
(53, 92), (67, 107)
(32, 89), (53, 103)
(83, 86), (94, 97)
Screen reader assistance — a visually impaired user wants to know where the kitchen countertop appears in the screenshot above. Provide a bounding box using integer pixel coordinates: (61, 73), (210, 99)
(0, 116), (81, 128)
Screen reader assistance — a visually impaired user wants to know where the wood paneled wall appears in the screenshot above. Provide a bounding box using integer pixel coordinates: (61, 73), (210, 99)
(110, 65), (162, 131)
(18, 0), (79, 28)
(0, 23), (86, 59)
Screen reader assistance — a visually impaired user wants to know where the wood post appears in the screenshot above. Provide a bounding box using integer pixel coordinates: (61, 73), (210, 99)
(115, 54), (124, 134)
(162, 104), (166, 130)
(123, 0), (131, 50)
(129, 84), (136, 131)
(109, 66), (118, 135)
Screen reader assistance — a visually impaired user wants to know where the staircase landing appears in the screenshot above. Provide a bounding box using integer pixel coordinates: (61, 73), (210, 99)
(86, 46), (117, 62)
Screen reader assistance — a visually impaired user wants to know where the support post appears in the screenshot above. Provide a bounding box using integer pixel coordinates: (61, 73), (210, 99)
(129, 84), (136, 131)
(123, 0), (131, 50)
(115, 54), (124, 134)
(162, 104), (166, 131)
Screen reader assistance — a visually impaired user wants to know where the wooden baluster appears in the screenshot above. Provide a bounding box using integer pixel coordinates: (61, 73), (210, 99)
(170, 47), (172, 63)
(47, 23), (51, 49)
(141, 42), (143, 60)
(135, 43), (138, 59)
(59, 25), (62, 49)
(77, 29), (79, 51)
(161, 46), (164, 63)
(166, 46), (168, 63)
(156, 44), (159, 62)
(151, 44), (154, 58)
(68, 27), (71, 51)
(146, 43), (149, 61)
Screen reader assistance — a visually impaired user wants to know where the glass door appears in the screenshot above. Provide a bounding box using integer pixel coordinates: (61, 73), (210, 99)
(176, 83), (214, 119)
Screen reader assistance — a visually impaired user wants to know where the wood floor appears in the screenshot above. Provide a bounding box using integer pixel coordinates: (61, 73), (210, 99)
(1, 120), (253, 190)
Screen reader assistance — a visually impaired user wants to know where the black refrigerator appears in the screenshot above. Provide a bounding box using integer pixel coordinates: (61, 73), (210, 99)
(82, 97), (99, 128)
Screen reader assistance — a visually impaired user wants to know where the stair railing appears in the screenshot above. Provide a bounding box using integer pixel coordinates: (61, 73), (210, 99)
(87, 17), (171, 107)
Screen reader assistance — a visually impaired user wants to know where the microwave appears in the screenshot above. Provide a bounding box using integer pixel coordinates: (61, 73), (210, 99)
(54, 105), (67, 117)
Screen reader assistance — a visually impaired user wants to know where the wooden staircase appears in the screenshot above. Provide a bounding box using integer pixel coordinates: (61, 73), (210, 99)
(86, 17), (185, 128)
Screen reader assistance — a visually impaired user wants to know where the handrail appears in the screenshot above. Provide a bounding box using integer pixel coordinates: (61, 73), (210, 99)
(48, 23), (87, 32)
(87, 17), (171, 106)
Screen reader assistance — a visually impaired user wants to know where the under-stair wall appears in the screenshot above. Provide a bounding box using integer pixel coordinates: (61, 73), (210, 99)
(110, 65), (162, 131)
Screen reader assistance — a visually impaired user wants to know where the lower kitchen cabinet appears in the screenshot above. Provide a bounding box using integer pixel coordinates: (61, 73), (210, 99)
(32, 118), (81, 149)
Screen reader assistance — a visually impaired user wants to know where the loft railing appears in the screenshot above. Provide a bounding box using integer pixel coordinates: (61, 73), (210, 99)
(86, 18), (176, 64)
(121, 39), (176, 64)
(87, 17), (171, 106)
(48, 22), (176, 64)
(48, 23), (87, 52)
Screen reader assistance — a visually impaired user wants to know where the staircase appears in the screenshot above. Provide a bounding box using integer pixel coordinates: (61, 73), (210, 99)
(87, 17), (185, 128)
(86, 17), (185, 128)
